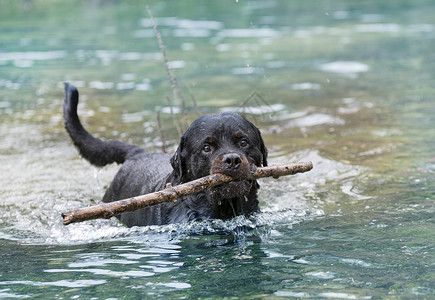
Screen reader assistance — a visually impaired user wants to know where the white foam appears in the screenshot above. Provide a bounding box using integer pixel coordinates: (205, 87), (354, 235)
(0, 51), (67, 62)
(218, 28), (280, 38)
(319, 61), (369, 74)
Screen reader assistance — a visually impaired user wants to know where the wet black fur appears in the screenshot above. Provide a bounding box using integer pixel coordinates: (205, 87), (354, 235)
(63, 83), (268, 227)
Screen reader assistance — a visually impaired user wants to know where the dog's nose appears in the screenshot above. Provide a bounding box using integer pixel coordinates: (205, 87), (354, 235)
(222, 153), (242, 170)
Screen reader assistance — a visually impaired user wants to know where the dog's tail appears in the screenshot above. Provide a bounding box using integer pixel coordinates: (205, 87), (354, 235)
(63, 83), (140, 167)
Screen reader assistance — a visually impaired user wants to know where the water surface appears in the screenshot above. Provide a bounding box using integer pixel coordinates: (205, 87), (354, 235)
(0, 1), (434, 298)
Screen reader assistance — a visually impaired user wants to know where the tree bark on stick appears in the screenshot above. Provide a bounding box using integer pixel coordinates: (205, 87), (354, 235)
(61, 162), (313, 225)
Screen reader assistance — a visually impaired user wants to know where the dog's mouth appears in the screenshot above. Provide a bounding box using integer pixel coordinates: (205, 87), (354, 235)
(210, 180), (253, 201)
(209, 152), (255, 199)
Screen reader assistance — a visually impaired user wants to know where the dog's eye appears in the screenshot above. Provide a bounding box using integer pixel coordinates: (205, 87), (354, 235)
(240, 139), (248, 147)
(203, 144), (212, 153)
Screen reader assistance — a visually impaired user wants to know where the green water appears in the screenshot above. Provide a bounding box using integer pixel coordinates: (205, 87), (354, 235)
(0, 0), (434, 298)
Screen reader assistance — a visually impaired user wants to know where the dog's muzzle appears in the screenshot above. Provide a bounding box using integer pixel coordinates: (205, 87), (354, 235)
(209, 152), (255, 200)
(210, 152), (252, 180)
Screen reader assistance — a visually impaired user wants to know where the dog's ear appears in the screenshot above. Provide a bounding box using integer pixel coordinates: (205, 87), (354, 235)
(248, 122), (268, 167)
(256, 127), (268, 167)
(170, 136), (186, 183)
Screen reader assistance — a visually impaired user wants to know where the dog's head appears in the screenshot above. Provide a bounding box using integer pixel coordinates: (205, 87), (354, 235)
(170, 112), (267, 200)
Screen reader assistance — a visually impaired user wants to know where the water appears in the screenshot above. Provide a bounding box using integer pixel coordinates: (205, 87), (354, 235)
(1, 0), (434, 298)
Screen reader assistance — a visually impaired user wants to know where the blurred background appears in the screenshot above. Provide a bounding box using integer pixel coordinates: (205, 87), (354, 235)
(0, 0), (434, 298)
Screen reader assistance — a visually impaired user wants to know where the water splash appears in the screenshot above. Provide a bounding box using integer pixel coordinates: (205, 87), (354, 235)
(0, 119), (369, 246)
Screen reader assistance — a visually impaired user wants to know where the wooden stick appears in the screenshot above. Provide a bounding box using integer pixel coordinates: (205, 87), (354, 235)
(61, 162), (313, 225)
(146, 6), (185, 110)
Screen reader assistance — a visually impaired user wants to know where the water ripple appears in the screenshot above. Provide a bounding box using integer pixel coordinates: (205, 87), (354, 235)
(0, 280), (106, 288)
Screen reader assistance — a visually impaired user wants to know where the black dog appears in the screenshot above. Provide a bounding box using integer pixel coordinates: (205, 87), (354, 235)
(63, 83), (267, 227)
